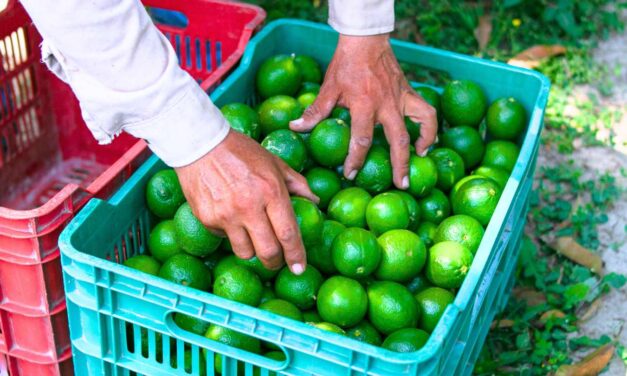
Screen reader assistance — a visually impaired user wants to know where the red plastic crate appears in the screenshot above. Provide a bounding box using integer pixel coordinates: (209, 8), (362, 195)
(0, 0), (264, 372)
(1, 350), (73, 376)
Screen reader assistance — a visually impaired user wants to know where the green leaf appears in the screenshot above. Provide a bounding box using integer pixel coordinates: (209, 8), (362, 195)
(503, 0), (523, 7)
(602, 273), (627, 289)
(564, 282), (590, 306)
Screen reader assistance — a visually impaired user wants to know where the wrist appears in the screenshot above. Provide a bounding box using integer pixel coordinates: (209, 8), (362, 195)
(338, 33), (390, 52)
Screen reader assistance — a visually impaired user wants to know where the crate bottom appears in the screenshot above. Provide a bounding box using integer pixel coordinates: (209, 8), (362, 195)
(0, 157), (106, 211)
(0, 349), (73, 376)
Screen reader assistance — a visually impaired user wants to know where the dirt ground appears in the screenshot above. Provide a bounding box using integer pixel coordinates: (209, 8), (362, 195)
(532, 23), (627, 374)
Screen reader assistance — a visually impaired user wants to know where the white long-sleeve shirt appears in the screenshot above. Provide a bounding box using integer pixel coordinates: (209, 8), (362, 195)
(19, 0), (394, 167)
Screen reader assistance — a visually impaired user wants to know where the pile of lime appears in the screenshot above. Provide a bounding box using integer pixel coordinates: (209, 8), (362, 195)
(124, 53), (526, 366)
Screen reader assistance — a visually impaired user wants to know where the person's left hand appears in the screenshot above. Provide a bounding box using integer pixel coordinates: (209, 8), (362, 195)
(290, 33), (437, 189)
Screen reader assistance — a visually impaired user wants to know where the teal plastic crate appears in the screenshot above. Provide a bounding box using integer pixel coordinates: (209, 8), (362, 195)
(58, 19), (550, 376)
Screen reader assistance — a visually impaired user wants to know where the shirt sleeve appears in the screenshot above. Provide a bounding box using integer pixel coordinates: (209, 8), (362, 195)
(328, 0), (395, 36)
(19, 0), (230, 167)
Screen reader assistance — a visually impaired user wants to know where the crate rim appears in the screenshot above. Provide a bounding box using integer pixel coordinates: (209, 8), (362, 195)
(59, 18), (551, 366)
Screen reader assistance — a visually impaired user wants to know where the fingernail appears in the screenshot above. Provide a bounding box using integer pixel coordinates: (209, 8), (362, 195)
(291, 263), (305, 275)
(290, 118), (304, 129)
(402, 176), (409, 189)
(419, 149), (428, 157)
(347, 170), (358, 180)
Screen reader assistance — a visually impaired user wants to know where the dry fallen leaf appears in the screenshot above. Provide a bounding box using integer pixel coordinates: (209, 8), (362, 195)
(555, 343), (615, 376)
(579, 298), (604, 322)
(538, 309), (566, 326)
(552, 237), (604, 275)
(474, 15), (492, 51)
(513, 287), (547, 306)
(508, 45), (567, 68)
(490, 319), (515, 329)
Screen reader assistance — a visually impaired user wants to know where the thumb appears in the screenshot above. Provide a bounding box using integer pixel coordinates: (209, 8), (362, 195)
(290, 84), (338, 132)
(275, 157), (320, 204)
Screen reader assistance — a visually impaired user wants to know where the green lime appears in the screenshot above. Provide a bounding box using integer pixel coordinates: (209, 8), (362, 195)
(408, 155), (438, 198)
(331, 107), (351, 124)
(202, 251), (225, 272)
(450, 177), (501, 226)
(317, 276), (368, 327)
(174, 203), (222, 257)
(148, 220), (183, 262)
(441, 80), (488, 128)
(405, 117), (421, 145)
(293, 55), (322, 84)
(375, 229), (427, 282)
(372, 125), (389, 149)
(158, 253), (212, 290)
(259, 299), (303, 321)
(416, 222), (438, 249)
(213, 264), (263, 306)
(355, 145), (393, 194)
(258, 95), (304, 136)
(174, 313), (210, 336)
(213, 255), (239, 279)
(221, 103), (261, 140)
(426, 241), (474, 289)
(472, 165), (509, 190)
(365, 192), (410, 235)
(146, 169), (185, 219)
(261, 129), (308, 172)
(260, 285), (276, 304)
(415, 86), (442, 125)
(327, 187), (372, 228)
(256, 54), (302, 98)
(305, 167), (342, 209)
(291, 197), (324, 246)
(331, 227), (382, 278)
(367, 281), (420, 335)
(434, 214), (485, 254)
(297, 92), (317, 109)
(274, 265), (323, 310)
(309, 322), (345, 335)
(450, 175), (484, 199)
(235, 256), (280, 282)
(406, 274), (433, 294)
(346, 321), (382, 346)
(382, 328), (429, 353)
(428, 148), (465, 192)
(302, 310), (322, 323)
(298, 82), (321, 96)
(307, 220), (345, 275)
(388, 190), (421, 231)
(414, 287), (455, 333)
(171, 349), (207, 376)
(481, 140), (520, 173)
(205, 324), (261, 373)
(418, 189), (451, 225)
(486, 97), (526, 140)
(309, 118), (350, 168)
(440, 126), (485, 169)
(124, 254), (161, 276)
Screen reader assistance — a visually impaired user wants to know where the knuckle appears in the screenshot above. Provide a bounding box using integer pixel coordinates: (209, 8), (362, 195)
(396, 132), (411, 148)
(353, 135), (373, 149)
(276, 227), (299, 244)
(303, 104), (321, 119)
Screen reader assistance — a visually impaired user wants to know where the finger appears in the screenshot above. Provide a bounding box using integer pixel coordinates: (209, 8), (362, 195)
(245, 214), (284, 270)
(276, 158), (320, 204)
(290, 83), (338, 132)
(404, 93), (438, 156)
(380, 109), (411, 189)
(343, 107), (374, 180)
(225, 226), (255, 260)
(266, 195), (307, 275)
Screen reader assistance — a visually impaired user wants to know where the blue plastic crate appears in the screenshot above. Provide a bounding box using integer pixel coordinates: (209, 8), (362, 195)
(59, 19), (550, 376)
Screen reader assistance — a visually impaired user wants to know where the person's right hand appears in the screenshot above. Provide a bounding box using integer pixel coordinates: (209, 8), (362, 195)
(175, 130), (319, 275)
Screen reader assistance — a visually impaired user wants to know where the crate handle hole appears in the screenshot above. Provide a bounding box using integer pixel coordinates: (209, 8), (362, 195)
(148, 8), (188, 29)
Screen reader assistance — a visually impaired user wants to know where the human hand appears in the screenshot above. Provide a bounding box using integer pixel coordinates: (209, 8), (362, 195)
(175, 130), (319, 274)
(290, 34), (437, 189)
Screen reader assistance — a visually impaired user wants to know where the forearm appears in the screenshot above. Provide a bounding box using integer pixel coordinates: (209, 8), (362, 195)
(20, 0), (228, 167)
